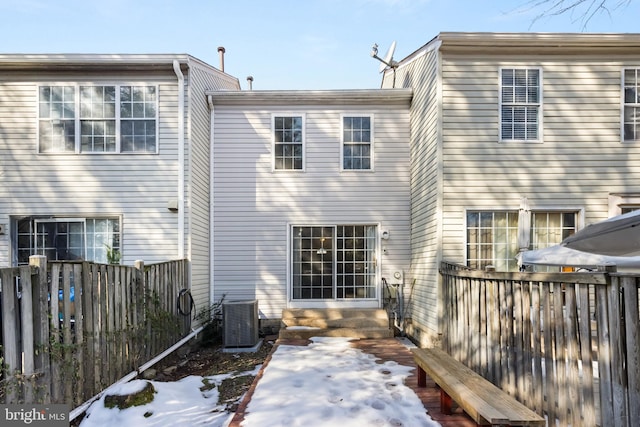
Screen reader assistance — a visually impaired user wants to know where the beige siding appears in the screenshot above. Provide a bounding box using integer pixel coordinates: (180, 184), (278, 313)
(387, 48), (442, 342)
(0, 77), (182, 266)
(185, 62), (240, 317)
(212, 104), (411, 319)
(0, 57), (240, 341)
(385, 46), (640, 345)
(440, 54), (640, 267)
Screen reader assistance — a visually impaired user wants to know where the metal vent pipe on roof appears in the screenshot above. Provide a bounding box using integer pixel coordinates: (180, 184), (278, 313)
(247, 76), (254, 90)
(217, 46), (225, 72)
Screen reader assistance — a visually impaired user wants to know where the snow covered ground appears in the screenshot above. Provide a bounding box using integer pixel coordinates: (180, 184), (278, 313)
(79, 337), (440, 427)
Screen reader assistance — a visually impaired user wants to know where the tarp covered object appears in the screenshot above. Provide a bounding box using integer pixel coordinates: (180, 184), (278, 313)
(562, 210), (640, 256)
(517, 244), (640, 269)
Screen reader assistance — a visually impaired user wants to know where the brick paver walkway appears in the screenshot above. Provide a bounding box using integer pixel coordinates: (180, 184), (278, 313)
(229, 337), (476, 427)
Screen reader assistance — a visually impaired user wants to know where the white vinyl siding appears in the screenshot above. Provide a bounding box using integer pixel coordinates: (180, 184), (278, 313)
(0, 53), (240, 301)
(1, 79), (180, 266)
(439, 55), (632, 273)
(385, 46), (441, 341)
(388, 43), (640, 345)
(211, 99), (411, 318)
(185, 62), (239, 318)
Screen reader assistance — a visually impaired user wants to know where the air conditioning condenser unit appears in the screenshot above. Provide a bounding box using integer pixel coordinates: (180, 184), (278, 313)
(223, 300), (259, 348)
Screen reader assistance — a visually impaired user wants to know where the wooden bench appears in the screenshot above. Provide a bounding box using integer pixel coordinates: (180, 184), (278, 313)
(411, 347), (545, 426)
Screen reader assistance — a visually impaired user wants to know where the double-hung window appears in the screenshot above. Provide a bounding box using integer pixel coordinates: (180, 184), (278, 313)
(39, 84), (157, 153)
(342, 115), (372, 170)
(500, 68), (541, 142)
(273, 115), (304, 170)
(623, 68), (640, 141)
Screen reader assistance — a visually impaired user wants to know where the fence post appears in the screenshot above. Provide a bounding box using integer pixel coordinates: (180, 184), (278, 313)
(19, 265), (35, 403)
(134, 260), (146, 366)
(622, 276), (640, 427)
(1, 267), (19, 403)
(608, 275), (628, 427)
(29, 255), (51, 403)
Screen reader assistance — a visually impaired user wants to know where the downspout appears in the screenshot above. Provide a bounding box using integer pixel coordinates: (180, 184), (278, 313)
(173, 60), (185, 259)
(208, 95), (215, 309)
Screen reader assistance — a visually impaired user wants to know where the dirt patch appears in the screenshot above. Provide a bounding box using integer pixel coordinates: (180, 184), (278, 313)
(70, 337), (275, 426)
(152, 337), (275, 410)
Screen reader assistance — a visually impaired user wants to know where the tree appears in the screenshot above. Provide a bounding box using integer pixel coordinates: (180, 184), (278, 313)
(521, 0), (633, 28)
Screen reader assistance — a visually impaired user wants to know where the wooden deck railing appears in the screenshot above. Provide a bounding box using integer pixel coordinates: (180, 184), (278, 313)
(440, 261), (640, 427)
(0, 256), (191, 405)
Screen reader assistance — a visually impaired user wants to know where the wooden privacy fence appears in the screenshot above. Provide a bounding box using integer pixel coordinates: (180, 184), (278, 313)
(440, 261), (640, 427)
(0, 256), (192, 406)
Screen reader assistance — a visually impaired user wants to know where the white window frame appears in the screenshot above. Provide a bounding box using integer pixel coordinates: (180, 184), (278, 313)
(499, 67), (543, 143)
(622, 68), (640, 143)
(609, 193), (640, 216)
(16, 216), (121, 265)
(465, 207), (580, 272)
(37, 83), (159, 154)
(287, 223), (380, 305)
(340, 113), (374, 171)
(271, 113), (306, 172)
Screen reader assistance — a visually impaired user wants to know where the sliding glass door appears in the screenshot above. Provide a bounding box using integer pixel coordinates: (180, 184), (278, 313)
(292, 225), (377, 301)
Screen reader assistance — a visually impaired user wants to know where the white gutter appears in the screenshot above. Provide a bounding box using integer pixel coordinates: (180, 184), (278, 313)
(173, 60), (185, 259)
(207, 95), (215, 309)
(69, 325), (204, 422)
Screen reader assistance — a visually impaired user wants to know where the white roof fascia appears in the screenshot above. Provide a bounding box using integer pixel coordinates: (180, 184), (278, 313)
(206, 89), (413, 106)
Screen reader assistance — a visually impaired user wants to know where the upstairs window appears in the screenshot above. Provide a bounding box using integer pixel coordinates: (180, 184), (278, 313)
(342, 115), (372, 170)
(80, 86), (117, 152)
(623, 68), (640, 141)
(39, 86), (76, 152)
(500, 68), (541, 142)
(273, 115), (304, 170)
(39, 84), (157, 154)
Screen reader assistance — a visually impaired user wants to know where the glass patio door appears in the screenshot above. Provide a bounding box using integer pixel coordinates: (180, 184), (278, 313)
(291, 225), (378, 301)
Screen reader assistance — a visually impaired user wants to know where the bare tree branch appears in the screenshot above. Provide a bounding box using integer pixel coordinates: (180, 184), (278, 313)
(517, 0), (632, 30)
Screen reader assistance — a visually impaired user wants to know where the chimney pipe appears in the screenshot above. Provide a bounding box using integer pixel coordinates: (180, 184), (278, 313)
(217, 46), (225, 72)
(247, 76), (254, 90)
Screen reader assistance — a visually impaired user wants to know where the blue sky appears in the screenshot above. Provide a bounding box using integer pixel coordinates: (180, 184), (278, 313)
(2, 0), (639, 90)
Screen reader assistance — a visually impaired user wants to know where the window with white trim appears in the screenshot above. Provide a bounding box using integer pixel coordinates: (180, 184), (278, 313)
(273, 115), (303, 170)
(291, 225), (377, 300)
(466, 210), (576, 272)
(623, 68), (640, 141)
(500, 68), (541, 142)
(39, 85), (157, 153)
(15, 217), (121, 265)
(342, 116), (372, 170)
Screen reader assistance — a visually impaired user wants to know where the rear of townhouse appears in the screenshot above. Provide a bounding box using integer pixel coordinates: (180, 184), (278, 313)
(207, 89), (413, 322)
(0, 54), (240, 316)
(383, 32), (640, 346)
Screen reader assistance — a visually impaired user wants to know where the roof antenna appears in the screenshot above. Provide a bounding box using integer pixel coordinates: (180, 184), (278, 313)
(371, 41), (398, 87)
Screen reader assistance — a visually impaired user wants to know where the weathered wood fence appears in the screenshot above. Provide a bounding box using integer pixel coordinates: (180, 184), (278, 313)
(0, 256), (192, 405)
(440, 261), (640, 427)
